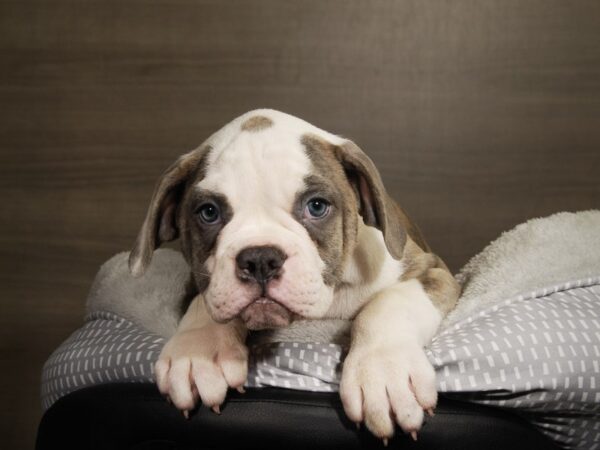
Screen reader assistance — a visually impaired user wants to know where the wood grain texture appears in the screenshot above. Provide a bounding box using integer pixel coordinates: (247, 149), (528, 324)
(1, 1), (599, 448)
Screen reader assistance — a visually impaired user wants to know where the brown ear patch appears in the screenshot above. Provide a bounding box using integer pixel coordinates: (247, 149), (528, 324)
(128, 145), (212, 277)
(241, 115), (273, 132)
(310, 136), (410, 260)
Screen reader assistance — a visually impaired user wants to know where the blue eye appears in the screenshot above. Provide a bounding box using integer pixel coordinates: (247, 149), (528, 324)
(196, 203), (220, 224)
(305, 198), (331, 219)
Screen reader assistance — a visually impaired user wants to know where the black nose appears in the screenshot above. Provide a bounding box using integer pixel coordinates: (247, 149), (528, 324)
(235, 246), (287, 286)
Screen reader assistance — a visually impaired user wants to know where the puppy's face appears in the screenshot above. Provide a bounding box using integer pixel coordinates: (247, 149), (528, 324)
(179, 127), (357, 330)
(130, 110), (407, 330)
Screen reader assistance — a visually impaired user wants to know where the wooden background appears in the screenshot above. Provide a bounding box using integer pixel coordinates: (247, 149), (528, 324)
(1, 1), (599, 448)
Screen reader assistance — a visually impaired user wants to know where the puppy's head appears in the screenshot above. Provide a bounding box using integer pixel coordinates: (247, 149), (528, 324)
(129, 110), (407, 330)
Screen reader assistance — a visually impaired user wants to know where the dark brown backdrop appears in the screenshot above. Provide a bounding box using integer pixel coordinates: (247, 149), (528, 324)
(1, 1), (599, 448)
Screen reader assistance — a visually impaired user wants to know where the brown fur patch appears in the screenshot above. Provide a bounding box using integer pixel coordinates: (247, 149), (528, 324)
(300, 134), (360, 286)
(179, 189), (233, 293)
(401, 238), (460, 315)
(129, 145), (212, 277)
(418, 268), (461, 316)
(301, 134), (459, 314)
(241, 115), (273, 132)
(401, 238), (437, 280)
(333, 141), (407, 259)
(351, 226), (386, 284)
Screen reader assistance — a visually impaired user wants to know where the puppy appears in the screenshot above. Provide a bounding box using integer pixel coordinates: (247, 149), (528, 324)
(129, 109), (460, 442)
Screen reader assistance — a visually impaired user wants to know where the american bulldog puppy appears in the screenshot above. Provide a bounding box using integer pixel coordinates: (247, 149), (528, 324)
(129, 109), (460, 442)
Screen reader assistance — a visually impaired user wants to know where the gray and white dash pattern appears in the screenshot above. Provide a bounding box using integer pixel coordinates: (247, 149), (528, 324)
(427, 278), (600, 450)
(41, 312), (162, 408)
(42, 277), (600, 450)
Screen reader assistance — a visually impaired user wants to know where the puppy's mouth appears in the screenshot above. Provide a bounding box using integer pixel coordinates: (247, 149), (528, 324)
(239, 296), (294, 330)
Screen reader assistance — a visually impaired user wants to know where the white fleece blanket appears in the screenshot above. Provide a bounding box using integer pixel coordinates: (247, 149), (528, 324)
(446, 210), (600, 329)
(42, 210), (600, 449)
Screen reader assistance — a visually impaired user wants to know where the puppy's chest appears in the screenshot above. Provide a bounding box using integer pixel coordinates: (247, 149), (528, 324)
(328, 261), (404, 319)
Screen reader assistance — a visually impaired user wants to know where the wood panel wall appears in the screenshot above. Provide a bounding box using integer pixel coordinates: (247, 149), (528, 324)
(1, 1), (599, 447)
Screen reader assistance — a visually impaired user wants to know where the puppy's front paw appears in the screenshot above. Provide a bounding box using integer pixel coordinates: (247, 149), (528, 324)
(339, 344), (437, 442)
(155, 326), (248, 415)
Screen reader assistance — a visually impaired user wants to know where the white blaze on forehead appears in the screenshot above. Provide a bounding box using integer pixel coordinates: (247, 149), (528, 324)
(197, 109), (345, 213)
(201, 132), (308, 212)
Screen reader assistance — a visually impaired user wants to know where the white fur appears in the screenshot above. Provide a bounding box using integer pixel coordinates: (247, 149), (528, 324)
(248, 220), (405, 344)
(202, 109), (346, 159)
(155, 297), (248, 413)
(118, 109), (444, 440)
(326, 222), (405, 320)
(196, 110), (346, 324)
(340, 279), (442, 438)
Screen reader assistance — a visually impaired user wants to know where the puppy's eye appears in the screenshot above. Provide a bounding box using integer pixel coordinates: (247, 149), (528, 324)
(196, 203), (221, 224)
(304, 198), (330, 219)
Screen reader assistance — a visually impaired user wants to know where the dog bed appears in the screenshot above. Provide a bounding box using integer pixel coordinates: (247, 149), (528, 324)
(41, 210), (600, 449)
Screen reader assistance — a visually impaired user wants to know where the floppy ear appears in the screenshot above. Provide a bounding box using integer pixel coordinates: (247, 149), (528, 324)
(129, 146), (210, 277)
(334, 140), (411, 260)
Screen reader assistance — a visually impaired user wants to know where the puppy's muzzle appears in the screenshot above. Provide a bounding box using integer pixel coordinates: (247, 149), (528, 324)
(235, 245), (287, 294)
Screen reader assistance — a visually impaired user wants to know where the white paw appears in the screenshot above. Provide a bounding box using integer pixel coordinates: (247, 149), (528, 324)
(155, 326), (248, 415)
(339, 343), (437, 441)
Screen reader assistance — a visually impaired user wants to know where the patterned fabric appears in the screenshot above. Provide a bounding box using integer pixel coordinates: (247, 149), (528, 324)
(428, 278), (600, 450)
(41, 312), (162, 410)
(41, 277), (600, 449)
(246, 342), (342, 391)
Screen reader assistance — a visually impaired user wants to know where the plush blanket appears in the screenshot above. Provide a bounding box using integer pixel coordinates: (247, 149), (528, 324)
(42, 210), (600, 449)
(446, 210), (600, 329)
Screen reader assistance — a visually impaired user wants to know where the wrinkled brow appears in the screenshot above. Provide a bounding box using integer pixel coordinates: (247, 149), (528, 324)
(188, 187), (229, 208)
(300, 174), (338, 198)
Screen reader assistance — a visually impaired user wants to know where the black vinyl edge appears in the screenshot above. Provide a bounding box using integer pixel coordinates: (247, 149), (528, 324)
(36, 383), (563, 450)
